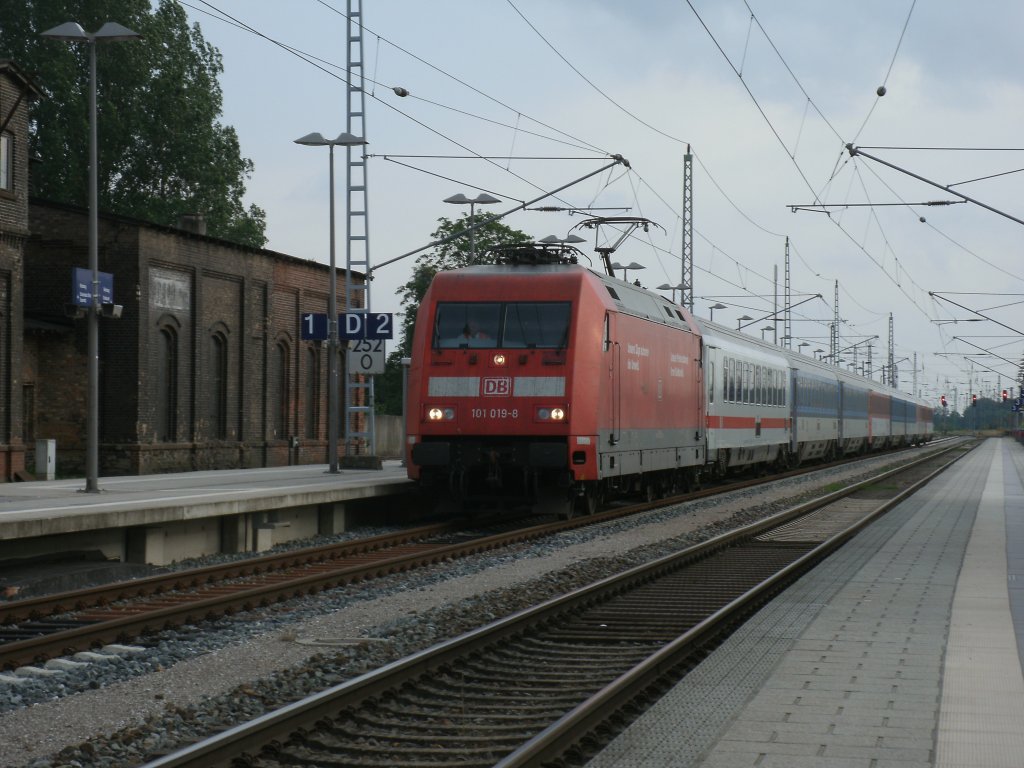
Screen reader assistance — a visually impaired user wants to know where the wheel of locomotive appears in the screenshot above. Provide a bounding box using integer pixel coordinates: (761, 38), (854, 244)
(575, 485), (601, 516)
(535, 491), (573, 520)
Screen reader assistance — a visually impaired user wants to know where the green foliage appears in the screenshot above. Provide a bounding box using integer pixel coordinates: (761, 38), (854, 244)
(934, 397), (1018, 433)
(374, 214), (531, 414)
(2, 0), (266, 247)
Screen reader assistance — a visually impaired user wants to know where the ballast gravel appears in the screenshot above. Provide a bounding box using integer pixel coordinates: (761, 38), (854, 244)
(0, 448), (946, 767)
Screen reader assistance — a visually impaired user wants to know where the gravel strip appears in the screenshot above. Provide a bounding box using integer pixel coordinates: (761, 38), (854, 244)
(0, 446), (950, 767)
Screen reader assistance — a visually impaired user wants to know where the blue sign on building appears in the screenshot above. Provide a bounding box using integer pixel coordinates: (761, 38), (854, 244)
(72, 268), (114, 306)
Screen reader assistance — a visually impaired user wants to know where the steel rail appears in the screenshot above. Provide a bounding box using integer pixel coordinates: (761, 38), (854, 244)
(0, 440), (962, 671)
(138, 441), (970, 768)
(494, 444), (969, 766)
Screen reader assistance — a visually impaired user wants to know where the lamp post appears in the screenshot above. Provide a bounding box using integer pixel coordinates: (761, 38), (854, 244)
(41, 21), (140, 493)
(709, 302), (726, 322)
(610, 261), (645, 284)
(814, 348), (824, 360)
(798, 342), (809, 354)
(295, 131), (368, 473)
(761, 325), (774, 342)
(657, 283), (685, 303)
(444, 193), (501, 263)
(737, 314), (753, 331)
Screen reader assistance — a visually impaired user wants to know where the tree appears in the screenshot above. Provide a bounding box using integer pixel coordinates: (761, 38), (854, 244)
(374, 214), (532, 414)
(1, 0), (266, 247)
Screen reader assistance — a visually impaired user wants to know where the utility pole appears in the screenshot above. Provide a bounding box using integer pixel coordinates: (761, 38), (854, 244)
(773, 264), (778, 345)
(344, 0), (376, 459)
(888, 313), (896, 388)
(784, 238), (792, 349)
(830, 281), (839, 365)
(681, 146), (694, 312)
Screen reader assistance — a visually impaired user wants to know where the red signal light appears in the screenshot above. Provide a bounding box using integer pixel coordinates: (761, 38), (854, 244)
(972, 394), (978, 406)
(940, 395), (947, 408)
(1003, 389), (1009, 401)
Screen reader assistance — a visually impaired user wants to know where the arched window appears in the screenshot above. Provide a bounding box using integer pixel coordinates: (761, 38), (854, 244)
(273, 340), (290, 439)
(210, 332), (228, 439)
(305, 346), (319, 439)
(157, 327), (178, 441)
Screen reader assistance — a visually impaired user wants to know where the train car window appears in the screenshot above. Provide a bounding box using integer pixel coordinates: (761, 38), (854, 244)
(503, 302), (571, 349)
(708, 361), (715, 404)
(434, 303), (501, 348)
(754, 366), (761, 405)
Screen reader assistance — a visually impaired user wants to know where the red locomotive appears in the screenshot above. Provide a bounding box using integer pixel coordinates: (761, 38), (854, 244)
(405, 246), (932, 517)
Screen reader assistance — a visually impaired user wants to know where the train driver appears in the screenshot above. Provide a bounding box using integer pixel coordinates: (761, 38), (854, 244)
(459, 319), (491, 344)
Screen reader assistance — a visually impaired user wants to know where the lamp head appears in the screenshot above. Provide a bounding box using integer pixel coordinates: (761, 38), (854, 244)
(295, 132), (328, 147)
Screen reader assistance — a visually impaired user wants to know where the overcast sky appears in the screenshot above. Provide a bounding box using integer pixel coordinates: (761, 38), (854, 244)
(179, 0), (1024, 408)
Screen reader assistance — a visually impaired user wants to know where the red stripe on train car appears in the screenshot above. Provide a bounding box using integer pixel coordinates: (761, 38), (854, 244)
(706, 415), (790, 430)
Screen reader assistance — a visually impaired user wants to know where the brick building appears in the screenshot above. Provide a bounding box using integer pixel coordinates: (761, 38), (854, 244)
(2, 57), (370, 481)
(23, 201), (366, 476)
(0, 61), (41, 480)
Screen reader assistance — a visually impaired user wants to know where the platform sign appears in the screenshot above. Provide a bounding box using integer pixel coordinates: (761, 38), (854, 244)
(347, 338), (386, 374)
(339, 312), (394, 341)
(72, 268), (114, 306)
(300, 312), (329, 340)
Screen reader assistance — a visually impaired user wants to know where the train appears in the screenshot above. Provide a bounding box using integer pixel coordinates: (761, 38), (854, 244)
(404, 246), (933, 517)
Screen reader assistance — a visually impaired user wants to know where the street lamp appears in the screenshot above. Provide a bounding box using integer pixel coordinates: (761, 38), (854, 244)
(798, 342), (809, 354)
(540, 234), (586, 245)
(295, 131), (368, 473)
(761, 325), (774, 342)
(814, 348), (824, 360)
(657, 282), (685, 303)
(444, 192), (501, 263)
(709, 302), (726, 322)
(737, 314), (753, 331)
(41, 21), (141, 493)
(610, 261), (645, 283)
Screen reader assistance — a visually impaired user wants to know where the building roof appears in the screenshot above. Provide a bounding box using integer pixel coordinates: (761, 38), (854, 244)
(0, 60), (44, 100)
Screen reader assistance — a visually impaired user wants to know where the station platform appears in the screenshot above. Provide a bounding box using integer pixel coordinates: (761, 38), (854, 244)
(589, 437), (1024, 768)
(0, 462), (413, 570)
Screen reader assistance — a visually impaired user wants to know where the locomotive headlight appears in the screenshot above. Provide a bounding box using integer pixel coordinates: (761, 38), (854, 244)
(428, 407), (455, 421)
(536, 406), (567, 421)
(492, 353), (506, 366)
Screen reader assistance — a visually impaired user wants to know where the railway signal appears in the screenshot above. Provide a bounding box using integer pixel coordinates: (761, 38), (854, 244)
(972, 393), (978, 407)
(1003, 389), (1009, 402)
(940, 394), (947, 408)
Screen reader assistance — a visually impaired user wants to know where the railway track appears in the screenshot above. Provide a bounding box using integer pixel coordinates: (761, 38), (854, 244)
(140, 442), (969, 768)
(0, 440), (963, 673)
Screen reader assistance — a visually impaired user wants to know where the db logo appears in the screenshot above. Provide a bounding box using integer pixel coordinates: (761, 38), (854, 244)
(482, 377), (511, 396)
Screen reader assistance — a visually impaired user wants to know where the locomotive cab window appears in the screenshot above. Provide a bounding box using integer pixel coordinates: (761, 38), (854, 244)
(433, 301), (570, 350)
